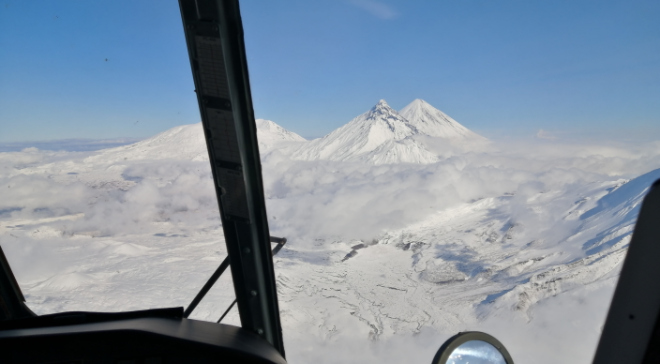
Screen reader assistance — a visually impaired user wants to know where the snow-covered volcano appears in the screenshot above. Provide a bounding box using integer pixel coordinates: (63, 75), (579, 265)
(76, 100), (481, 167)
(86, 119), (305, 164)
(292, 99), (485, 164)
(18, 120), (304, 191)
(400, 99), (485, 140)
(255, 119), (306, 152)
(292, 100), (435, 164)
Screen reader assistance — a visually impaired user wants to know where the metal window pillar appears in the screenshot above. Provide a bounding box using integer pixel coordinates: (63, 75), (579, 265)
(178, 0), (285, 357)
(0, 246), (35, 321)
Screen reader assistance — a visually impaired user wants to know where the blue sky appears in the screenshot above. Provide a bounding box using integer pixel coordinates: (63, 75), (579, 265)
(0, 0), (658, 143)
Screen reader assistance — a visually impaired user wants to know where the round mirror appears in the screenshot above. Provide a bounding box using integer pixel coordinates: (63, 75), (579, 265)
(433, 331), (514, 364)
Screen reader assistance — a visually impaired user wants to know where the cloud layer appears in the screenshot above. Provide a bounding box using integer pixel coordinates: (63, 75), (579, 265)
(1, 134), (660, 364)
(262, 138), (660, 244)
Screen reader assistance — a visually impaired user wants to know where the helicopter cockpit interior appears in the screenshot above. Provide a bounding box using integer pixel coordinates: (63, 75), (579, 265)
(0, 1), (659, 363)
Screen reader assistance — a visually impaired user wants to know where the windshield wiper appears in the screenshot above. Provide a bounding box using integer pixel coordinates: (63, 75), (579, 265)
(183, 236), (287, 319)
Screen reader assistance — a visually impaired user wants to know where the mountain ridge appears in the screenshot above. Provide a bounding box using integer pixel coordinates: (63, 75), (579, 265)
(73, 99), (482, 166)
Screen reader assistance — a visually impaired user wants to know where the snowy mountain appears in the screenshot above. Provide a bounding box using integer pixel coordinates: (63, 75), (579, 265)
(64, 99), (481, 168)
(255, 119), (306, 152)
(400, 99), (486, 140)
(86, 119), (304, 164)
(292, 99), (485, 164)
(292, 100), (438, 164)
(92, 123), (209, 164)
(15, 120), (303, 191)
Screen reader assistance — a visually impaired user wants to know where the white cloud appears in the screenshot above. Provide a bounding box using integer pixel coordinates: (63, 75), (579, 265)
(536, 129), (557, 140)
(3, 137), (660, 258)
(260, 138), (660, 245)
(348, 0), (398, 20)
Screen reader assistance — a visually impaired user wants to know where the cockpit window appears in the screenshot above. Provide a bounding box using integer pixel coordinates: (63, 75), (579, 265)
(1, 1), (660, 363)
(0, 1), (238, 325)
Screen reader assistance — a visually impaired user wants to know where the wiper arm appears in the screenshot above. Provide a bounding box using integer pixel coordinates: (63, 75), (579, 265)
(183, 256), (231, 318)
(270, 236), (287, 256)
(183, 236), (287, 319)
(218, 237), (286, 323)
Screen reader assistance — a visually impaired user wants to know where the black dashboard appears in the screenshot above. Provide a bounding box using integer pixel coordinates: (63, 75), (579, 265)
(0, 308), (286, 364)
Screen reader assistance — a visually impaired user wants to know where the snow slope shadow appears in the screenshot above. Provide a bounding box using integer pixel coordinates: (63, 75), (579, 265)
(580, 168), (660, 221)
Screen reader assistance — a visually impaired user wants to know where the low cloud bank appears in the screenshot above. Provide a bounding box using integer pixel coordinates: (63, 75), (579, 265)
(262, 138), (660, 244)
(1, 137), (659, 245)
(72, 161), (221, 236)
(1, 154), (220, 236)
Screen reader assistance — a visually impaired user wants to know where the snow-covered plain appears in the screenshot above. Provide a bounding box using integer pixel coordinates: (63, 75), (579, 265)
(1, 100), (660, 363)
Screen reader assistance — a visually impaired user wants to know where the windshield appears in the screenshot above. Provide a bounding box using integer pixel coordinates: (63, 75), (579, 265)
(0, 0), (238, 324)
(2, 1), (660, 363)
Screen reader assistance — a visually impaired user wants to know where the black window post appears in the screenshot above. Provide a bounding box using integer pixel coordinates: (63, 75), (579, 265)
(178, 0), (285, 357)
